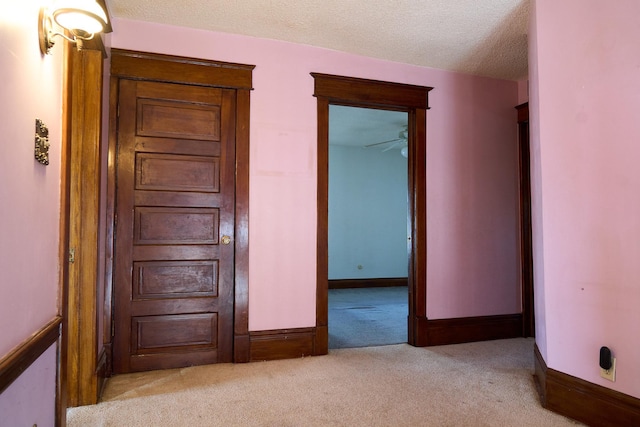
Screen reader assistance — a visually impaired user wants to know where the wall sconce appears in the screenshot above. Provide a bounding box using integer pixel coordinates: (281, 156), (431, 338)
(39, 0), (109, 55)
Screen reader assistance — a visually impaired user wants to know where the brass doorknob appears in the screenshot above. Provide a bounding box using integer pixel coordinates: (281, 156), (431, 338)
(221, 235), (232, 245)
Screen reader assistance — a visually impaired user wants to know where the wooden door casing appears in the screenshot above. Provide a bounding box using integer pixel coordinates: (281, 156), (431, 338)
(516, 102), (534, 337)
(113, 79), (236, 373)
(311, 73), (432, 351)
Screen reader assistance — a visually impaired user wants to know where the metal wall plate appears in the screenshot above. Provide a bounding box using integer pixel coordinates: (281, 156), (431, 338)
(35, 118), (50, 165)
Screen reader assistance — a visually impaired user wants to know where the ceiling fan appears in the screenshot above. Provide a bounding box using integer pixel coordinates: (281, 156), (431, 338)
(364, 126), (409, 157)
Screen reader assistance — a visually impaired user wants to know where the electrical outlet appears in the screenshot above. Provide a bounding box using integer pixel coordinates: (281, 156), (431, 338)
(600, 357), (616, 381)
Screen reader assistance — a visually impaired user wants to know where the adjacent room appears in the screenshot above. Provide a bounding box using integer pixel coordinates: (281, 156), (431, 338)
(328, 105), (410, 349)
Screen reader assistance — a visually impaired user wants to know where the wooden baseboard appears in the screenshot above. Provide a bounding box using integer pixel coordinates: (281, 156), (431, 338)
(409, 314), (429, 347)
(328, 278), (407, 289)
(0, 316), (62, 394)
(533, 344), (547, 406)
(534, 343), (640, 426)
(249, 328), (316, 361)
(234, 334), (251, 363)
(313, 325), (328, 356)
(96, 345), (110, 399)
(423, 313), (523, 346)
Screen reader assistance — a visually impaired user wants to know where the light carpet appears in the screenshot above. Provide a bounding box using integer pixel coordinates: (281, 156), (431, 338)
(68, 338), (583, 426)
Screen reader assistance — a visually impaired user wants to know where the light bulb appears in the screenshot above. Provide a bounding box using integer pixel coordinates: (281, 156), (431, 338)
(52, 0), (107, 35)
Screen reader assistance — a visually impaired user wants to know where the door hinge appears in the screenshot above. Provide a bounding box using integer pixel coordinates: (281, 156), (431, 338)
(68, 248), (75, 263)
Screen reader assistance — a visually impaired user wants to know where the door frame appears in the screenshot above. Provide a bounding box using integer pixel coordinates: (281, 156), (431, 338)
(516, 102), (535, 337)
(311, 73), (432, 352)
(106, 50), (255, 365)
(61, 46), (105, 410)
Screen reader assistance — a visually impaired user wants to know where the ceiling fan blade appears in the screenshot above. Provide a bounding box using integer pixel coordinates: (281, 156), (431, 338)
(382, 141), (402, 152)
(364, 138), (401, 148)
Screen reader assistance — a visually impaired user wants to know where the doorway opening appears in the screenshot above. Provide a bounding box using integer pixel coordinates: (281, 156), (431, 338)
(311, 73), (433, 353)
(327, 105), (409, 349)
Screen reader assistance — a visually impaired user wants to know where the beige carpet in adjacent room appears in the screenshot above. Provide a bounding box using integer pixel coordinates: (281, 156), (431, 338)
(68, 338), (583, 426)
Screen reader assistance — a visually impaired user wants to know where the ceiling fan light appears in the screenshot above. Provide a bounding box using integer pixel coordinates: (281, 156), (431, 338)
(52, 0), (108, 36)
(401, 146), (409, 158)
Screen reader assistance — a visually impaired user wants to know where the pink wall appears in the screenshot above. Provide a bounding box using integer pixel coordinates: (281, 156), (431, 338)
(111, 19), (521, 330)
(0, 1), (63, 424)
(528, 1), (548, 361)
(517, 78), (529, 104)
(0, 345), (57, 426)
(530, 0), (640, 398)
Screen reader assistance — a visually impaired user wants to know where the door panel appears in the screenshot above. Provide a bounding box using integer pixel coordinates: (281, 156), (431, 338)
(134, 207), (219, 244)
(133, 261), (218, 299)
(132, 313), (218, 351)
(136, 100), (221, 140)
(136, 153), (220, 192)
(113, 79), (236, 373)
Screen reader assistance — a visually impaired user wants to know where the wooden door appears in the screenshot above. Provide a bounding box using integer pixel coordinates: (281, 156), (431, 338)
(113, 79), (236, 373)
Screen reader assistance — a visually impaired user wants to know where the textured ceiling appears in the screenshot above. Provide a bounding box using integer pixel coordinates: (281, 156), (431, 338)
(106, 1), (529, 149)
(107, 0), (530, 81)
